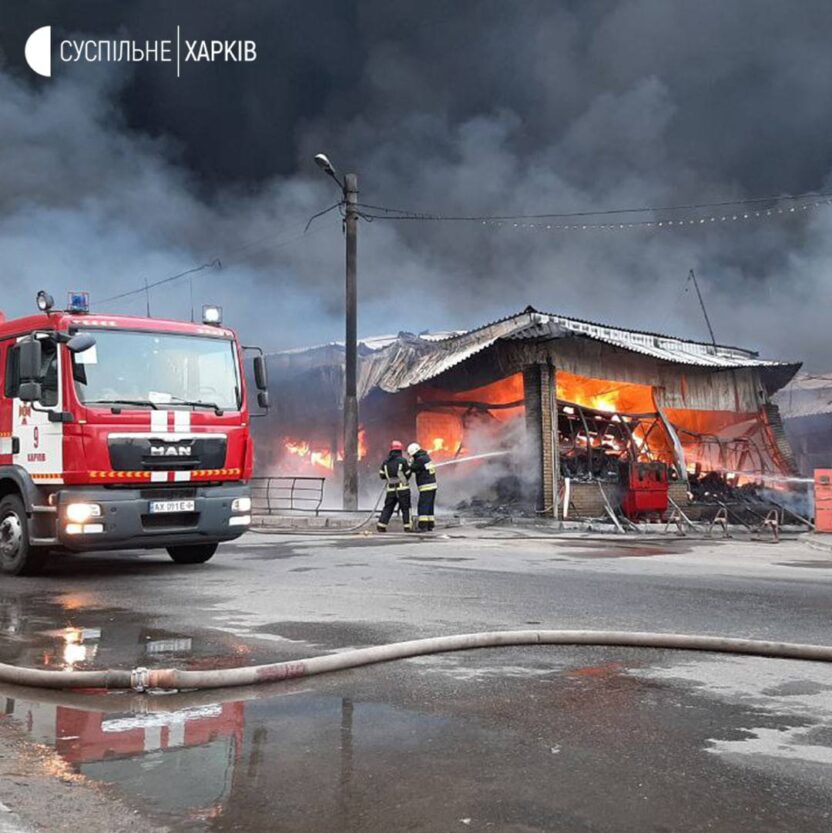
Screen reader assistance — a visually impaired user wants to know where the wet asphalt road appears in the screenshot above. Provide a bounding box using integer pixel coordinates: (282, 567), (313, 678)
(1, 529), (832, 832)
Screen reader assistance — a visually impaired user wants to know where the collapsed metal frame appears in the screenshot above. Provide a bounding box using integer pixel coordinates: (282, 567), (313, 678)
(675, 426), (773, 481)
(557, 400), (669, 482)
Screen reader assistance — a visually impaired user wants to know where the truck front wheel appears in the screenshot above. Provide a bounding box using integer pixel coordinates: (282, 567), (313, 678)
(0, 495), (46, 576)
(166, 543), (218, 564)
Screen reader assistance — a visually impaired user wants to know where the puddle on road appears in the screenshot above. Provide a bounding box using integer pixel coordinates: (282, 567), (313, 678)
(555, 546), (677, 559)
(633, 655), (832, 781)
(2, 588), (832, 831)
(0, 592), (273, 674)
(1, 642), (832, 831)
(400, 555), (475, 563)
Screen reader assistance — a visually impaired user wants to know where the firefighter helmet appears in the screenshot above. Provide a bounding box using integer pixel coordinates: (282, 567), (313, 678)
(390, 440), (403, 451)
(407, 442), (421, 456)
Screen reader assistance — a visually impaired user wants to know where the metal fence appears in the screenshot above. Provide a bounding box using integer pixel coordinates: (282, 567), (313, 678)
(251, 476), (326, 515)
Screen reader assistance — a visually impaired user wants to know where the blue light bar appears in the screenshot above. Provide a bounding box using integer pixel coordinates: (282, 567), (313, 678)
(67, 291), (90, 313)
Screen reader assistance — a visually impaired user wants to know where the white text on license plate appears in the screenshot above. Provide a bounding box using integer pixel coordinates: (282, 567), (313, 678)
(149, 500), (195, 514)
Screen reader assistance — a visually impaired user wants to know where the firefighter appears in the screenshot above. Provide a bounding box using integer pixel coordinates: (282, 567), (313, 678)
(408, 442), (437, 531)
(376, 441), (413, 532)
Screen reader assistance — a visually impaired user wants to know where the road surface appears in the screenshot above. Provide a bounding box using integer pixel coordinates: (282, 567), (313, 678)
(1, 528), (831, 832)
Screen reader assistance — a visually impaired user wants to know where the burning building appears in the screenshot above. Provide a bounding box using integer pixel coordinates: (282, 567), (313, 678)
(257, 307), (800, 519)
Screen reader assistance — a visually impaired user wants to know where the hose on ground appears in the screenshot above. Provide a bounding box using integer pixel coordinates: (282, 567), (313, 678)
(3, 630), (832, 693)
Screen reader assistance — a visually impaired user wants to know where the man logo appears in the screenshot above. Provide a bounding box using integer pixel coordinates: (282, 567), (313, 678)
(150, 445), (193, 457)
(25, 26), (52, 78)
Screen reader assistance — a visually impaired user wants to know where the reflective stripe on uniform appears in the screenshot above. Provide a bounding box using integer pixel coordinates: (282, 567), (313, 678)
(418, 484), (437, 491)
(418, 515), (435, 522)
(377, 522), (388, 528)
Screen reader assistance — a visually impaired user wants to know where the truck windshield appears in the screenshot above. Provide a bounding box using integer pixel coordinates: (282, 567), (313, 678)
(71, 330), (241, 411)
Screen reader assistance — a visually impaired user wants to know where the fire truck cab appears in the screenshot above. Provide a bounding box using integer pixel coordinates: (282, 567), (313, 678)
(0, 291), (268, 575)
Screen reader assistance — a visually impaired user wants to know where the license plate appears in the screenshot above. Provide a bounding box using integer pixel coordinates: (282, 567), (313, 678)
(149, 500), (195, 514)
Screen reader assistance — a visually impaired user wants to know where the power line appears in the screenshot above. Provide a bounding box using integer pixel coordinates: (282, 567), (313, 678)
(97, 260), (220, 305)
(354, 198), (830, 234)
(355, 188), (832, 223)
(478, 199), (829, 233)
(94, 203), (341, 308)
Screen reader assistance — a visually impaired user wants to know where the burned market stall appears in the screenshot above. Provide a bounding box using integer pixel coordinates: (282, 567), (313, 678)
(256, 308), (801, 519)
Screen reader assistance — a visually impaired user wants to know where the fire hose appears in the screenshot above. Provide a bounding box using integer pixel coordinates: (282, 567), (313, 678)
(2, 630), (832, 692)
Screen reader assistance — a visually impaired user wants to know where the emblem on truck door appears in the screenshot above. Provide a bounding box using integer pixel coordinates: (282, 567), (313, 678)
(150, 444), (193, 457)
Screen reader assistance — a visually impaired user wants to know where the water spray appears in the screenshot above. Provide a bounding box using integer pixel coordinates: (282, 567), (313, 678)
(724, 471), (814, 485)
(434, 451), (511, 468)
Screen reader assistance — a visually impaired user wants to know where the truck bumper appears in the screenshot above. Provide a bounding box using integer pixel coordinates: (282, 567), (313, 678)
(50, 483), (251, 551)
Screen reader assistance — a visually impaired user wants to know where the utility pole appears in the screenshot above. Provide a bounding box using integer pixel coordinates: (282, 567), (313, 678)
(314, 153), (360, 511)
(343, 173), (359, 510)
(687, 269), (717, 346)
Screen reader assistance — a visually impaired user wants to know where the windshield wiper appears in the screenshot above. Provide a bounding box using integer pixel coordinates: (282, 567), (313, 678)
(166, 396), (225, 415)
(86, 399), (158, 410)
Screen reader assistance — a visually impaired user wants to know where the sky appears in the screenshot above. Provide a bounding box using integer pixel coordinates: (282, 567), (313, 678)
(1, 1), (832, 368)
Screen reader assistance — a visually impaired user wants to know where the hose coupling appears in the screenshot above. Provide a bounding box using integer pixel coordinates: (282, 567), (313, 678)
(131, 667), (150, 692)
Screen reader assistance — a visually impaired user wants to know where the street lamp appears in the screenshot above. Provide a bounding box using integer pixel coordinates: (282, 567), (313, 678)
(314, 153), (340, 184)
(315, 153), (360, 511)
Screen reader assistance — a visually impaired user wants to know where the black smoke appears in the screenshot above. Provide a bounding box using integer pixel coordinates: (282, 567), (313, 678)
(2, 1), (832, 366)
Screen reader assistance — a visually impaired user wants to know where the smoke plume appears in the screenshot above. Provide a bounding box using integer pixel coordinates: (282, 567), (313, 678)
(2, 1), (832, 368)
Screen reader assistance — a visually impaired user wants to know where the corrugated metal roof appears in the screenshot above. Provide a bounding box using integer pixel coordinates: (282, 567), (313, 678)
(273, 307), (798, 396)
(506, 311), (783, 367)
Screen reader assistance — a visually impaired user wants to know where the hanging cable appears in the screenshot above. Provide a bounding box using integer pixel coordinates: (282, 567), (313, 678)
(93, 201), (342, 309)
(355, 187), (832, 223)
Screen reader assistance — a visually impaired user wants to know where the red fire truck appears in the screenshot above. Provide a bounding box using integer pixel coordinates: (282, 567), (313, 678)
(0, 290), (269, 575)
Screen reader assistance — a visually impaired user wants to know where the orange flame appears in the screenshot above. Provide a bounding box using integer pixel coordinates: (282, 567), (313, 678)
(282, 428), (367, 474)
(284, 439), (334, 471)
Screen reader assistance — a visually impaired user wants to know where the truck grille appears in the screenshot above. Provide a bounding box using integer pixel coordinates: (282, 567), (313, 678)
(109, 435), (226, 472)
(138, 487), (197, 500)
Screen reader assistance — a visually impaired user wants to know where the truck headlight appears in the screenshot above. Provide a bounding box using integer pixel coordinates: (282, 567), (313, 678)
(231, 497), (251, 512)
(65, 503), (102, 523)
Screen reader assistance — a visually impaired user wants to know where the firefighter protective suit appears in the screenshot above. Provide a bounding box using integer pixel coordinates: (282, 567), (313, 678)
(409, 447), (437, 531)
(377, 449), (413, 531)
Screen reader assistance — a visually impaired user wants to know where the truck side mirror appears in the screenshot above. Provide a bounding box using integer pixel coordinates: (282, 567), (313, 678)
(66, 333), (96, 354)
(253, 355), (268, 391)
(257, 390), (270, 410)
(19, 381), (42, 403)
(18, 338), (43, 381)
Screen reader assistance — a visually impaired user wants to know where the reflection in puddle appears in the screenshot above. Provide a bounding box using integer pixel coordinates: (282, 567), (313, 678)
(3, 690), (244, 823)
